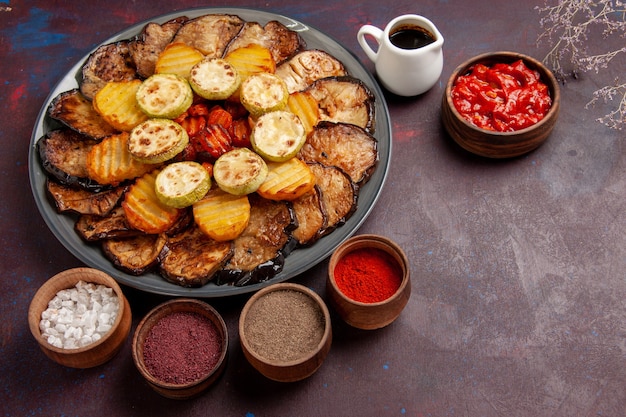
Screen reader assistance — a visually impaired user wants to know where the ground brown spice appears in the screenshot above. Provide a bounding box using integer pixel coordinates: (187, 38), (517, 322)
(244, 289), (324, 362)
(143, 311), (222, 385)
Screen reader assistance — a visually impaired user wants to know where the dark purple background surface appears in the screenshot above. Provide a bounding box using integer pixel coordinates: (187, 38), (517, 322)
(2, 1), (624, 416)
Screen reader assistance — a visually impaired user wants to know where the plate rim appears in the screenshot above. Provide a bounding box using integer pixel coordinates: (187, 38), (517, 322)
(28, 7), (392, 298)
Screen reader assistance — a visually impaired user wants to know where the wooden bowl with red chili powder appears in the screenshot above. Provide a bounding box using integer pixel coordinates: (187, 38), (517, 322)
(327, 234), (411, 330)
(239, 283), (332, 382)
(441, 51), (560, 158)
(131, 298), (228, 399)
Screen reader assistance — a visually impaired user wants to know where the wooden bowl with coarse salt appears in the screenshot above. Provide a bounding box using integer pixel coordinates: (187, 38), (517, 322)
(326, 234), (411, 330)
(239, 282), (332, 382)
(27, 267), (132, 368)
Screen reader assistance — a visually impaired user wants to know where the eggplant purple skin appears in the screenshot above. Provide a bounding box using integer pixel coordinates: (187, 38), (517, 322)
(37, 130), (111, 193)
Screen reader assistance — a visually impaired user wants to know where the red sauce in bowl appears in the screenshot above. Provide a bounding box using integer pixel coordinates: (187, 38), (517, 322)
(451, 59), (552, 132)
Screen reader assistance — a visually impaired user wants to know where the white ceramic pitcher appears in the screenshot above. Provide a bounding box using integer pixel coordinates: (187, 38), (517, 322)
(357, 15), (444, 96)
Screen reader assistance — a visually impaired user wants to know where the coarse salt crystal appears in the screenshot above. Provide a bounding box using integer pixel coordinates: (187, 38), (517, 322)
(39, 280), (120, 350)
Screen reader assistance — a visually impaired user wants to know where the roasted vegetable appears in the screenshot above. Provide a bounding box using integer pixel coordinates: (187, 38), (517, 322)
(213, 148), (268, 195)
(102, 233), (167, 275)
(251, 110), (306, 162)
(37, 128), (104, 192)
(287, 91), (320, 135)
(128, 17), (188, 78)
(224, 44), (277, 81)
(306, 76), (376, 133)
(128, 119), (189, 164)
(224, 20), (305, 65)
(86, 132), (156, 186)
(275, 49), (347, 93)
(257, 157), (316, 201)
(193, 187), (251, 241)
(189, 58), (241, 100)
(75, 206), (140, 241)
(307, 162), (357, 237)
(46, 180), (125, 216)
(136, 73), (193, 119)
(240, 72), (289, 117)
(159, 225), (234, 287)
(47, 89), (118, 140)
(172, 14), (245, 57)
(93, 79), (148, 132)
(80, 40), (138, 100)
(298, 122), (378, 184)
(122, 169), (183, 234)
(291, 186), (326, 246)
(154, 42), (204, 79)
(154, 161), (211, 208)
(216, 195), (297, 286)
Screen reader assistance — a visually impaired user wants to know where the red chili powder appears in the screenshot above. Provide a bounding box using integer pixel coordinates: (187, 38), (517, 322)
(334, 247), (403, 303)
(143, 311), (222, 385)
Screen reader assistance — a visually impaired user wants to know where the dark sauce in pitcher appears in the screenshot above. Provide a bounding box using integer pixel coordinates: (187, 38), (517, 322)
(389, 25), (436, 50)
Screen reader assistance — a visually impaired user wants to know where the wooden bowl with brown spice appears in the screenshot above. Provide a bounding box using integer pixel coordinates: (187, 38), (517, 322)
(239, 283), (332, 382)
(28, 267), (132, 368)
(441, 51), (560, 158)
(326, 234), (411, 330)
(132, 298), (229, 399)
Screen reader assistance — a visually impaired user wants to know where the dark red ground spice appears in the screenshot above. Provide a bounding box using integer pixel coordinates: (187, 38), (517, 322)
(143, 311), (222, 385)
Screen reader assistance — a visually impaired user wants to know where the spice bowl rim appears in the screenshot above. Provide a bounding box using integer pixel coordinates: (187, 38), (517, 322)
(239, 282), (332, 380)
(326, 234), (411, 330)
(328, 234), (410, 306)
(441, 50), (561, 158)
(27, 267), (132, 368)
(131, 297), (229, 395)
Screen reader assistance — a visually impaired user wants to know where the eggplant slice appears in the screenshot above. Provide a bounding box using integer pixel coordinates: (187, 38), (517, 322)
(128, 17), (188, 78)
(80, 40), (138, 101)
(172, 14), (245, 57)
(37, 128), (106, 192)
(224, 20), (306, 65)
(298, 122), (378, 185)
(102, 233), (167, 276)
(46, 179), (125, 216)
(306, 76), (376, 133)
(291, 186), (327, 247)
(75, 206), (140, 242)
(275, 49), (347, 93)
(307, 162), (357, 237)
(216, 195), (297, 286)
(48, 89), (118, 140)
(159, 225), (234, 288)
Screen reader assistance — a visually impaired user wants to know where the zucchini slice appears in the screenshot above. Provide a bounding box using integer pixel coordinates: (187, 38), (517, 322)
(189, 57), (241, 100)
(251, 110), (306, 162)
(154, 161), (211, 208)
(128, 119), (189, 164)
(213, 148), (268, 195)
(240, 72), (289, 117)
(136, 73), (193, 119)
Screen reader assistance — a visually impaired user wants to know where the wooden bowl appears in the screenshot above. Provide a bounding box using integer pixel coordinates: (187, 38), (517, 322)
(441, 51), (560, 158)
(132, 298), (228, 399)
(327, 234), (411, 330)
(27, 267), (132, 368)
(239, 283), (332, 382)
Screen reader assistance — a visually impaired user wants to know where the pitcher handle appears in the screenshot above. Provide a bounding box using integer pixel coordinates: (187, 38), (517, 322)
(357, 25), (384, 63)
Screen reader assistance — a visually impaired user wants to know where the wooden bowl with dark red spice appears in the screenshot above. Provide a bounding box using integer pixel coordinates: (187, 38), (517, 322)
(239, 283), (332, 382)
(131, 298), (228, 400)
(327, 234), (411, 330)
(441, 51), (560, 158)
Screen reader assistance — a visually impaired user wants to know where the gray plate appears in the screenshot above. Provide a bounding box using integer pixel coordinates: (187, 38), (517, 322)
(28, 7), (392, 297)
